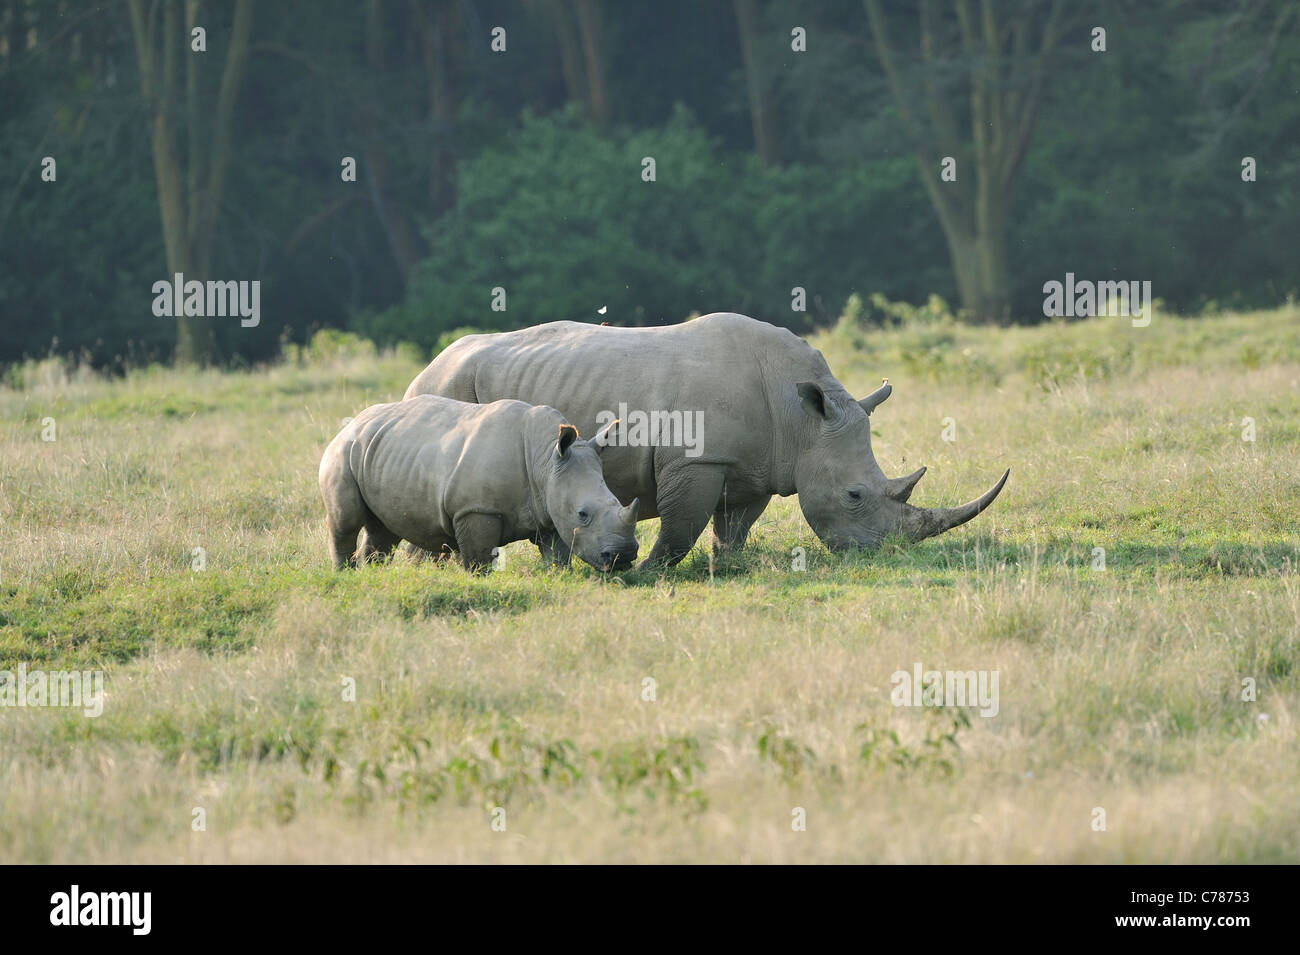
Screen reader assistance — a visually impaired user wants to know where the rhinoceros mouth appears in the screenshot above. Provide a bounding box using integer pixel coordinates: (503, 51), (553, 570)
(823, 532), (887, 553)
(596, 543), (639, 572)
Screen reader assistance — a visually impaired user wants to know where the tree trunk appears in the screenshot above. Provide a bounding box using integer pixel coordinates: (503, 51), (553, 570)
(575, 0), (610, 125)
(973, 183), (1010, 322)
(547, 0), (586, 109)
(411, 0), (461, 215)
(932, 195), (1010, 323)
(734, 0), (779, 165)
(942, 228), (980, 319)
(128, 0), (253, 365)
(361, 0), (422, 285)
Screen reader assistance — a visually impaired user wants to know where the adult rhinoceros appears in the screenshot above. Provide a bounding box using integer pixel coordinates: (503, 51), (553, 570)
(405, 313), (1008, 569)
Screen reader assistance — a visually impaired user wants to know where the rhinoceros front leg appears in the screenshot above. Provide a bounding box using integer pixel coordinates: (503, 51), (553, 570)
(639, 464), (727, 570)
(454, 512), (504, 573)
(712, 494), (771, 554)
(401, 540), (454, 563)
(535, 529), (573, 568)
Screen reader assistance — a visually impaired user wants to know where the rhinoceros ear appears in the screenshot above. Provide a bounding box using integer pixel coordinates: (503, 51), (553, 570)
(796, 381), (840, 424)
(556, 424), (580, 458)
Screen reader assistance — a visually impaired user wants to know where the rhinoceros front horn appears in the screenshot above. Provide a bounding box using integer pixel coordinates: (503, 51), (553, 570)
(899, 469), (1010, 541)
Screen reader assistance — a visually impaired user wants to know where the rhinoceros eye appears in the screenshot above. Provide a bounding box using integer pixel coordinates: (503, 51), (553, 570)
(847, 489), (862, 501)
(578, 509), (591, 524)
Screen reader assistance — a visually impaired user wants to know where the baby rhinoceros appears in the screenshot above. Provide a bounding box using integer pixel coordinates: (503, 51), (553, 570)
(319, 394), (640, 573)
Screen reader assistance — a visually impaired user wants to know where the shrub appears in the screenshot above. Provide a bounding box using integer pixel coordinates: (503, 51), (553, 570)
(357, 107), (951, 350)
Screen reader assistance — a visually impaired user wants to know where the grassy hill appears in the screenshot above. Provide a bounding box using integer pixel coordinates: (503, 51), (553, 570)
(2, 305), (1298, 862)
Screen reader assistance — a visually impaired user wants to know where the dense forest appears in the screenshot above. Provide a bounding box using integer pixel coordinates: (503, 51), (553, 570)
(1, 0), (1296, 369)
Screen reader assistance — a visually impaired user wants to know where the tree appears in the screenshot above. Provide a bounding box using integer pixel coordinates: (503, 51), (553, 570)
(358, 0), (422, 286)
(865, 0), (1069, 322)
(127, 0), (254, 364)
(409, 0), (463, 216)
(734, 0), (779, 165)
(541, 0), (611, 125)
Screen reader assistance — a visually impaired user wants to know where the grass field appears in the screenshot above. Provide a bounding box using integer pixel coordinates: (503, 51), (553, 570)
(2, 305), (1298, 863)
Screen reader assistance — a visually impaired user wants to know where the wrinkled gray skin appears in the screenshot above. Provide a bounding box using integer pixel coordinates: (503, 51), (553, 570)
(319, 394), (639, 573)
(405, 313), (1009, 569)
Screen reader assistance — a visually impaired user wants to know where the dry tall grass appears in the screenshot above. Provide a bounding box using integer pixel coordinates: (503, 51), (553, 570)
(1, 309), (1297, 862)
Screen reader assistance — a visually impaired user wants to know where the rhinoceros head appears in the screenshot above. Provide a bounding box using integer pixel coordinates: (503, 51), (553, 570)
(545, 420), (640, 571)
(792, 380), (1008, 552)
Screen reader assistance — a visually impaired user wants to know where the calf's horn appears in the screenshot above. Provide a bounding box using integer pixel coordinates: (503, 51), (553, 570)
(619, 498), (640, 526)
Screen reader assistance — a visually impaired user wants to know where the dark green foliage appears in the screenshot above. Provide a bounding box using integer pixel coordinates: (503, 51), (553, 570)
(1, 1), (1298, 368)
(359, 106), (938, 346)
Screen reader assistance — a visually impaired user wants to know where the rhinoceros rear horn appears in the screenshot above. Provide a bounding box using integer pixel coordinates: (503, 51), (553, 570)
(591, 418), (620, 450)
(619, 498), (640, 526)
(858, 379), (892, 415)
(900, 469), (1010, 541)
(884, 466), (926, 502)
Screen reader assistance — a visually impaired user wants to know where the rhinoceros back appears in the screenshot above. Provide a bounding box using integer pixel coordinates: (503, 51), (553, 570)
(409, 313), (824, 436)
(405, 314), (833, 507)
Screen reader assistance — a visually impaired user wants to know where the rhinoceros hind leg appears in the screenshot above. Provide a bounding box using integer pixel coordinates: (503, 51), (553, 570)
(711, 494), (771, 554)
(639, 464), (726, 570)
(454, 513), (504, 573)
(536, 529), (572, 568)
(328, 520), (361, 570)
(321, 469), (366, 570)
(357, 520), (401, 564)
